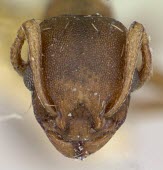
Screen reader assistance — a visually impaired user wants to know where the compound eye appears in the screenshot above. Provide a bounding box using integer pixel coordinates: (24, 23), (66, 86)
(23, 65), (35, 91)
(131, 69), (140, 92)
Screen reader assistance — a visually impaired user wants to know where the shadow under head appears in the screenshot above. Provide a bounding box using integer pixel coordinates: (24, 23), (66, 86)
(10, 15), (152, 159)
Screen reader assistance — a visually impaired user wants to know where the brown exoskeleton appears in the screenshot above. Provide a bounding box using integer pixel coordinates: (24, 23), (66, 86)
(10, 12), (152, 159)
